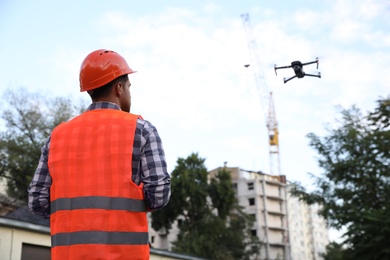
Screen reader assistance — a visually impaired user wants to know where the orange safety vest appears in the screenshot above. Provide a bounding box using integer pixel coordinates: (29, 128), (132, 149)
(48, 109), (149, 260)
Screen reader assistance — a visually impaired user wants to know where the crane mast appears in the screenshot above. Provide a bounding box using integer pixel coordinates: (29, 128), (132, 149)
(240, 13), (280, 177)
(241, 15), (291, 260)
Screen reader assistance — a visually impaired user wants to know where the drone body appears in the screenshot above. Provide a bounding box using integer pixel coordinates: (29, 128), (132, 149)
(274, 57), (321, 84)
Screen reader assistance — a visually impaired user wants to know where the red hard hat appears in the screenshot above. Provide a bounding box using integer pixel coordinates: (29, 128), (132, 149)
(79, 49), (136, 92)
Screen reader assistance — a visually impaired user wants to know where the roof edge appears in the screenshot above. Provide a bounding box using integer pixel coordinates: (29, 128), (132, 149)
(0, 216), (50, 234)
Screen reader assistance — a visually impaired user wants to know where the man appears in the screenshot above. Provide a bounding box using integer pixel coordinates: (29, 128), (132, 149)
(28, 49), (171, 259)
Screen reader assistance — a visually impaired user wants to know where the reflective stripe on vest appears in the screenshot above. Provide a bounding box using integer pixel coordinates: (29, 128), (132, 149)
(52, 231), (149, 247)
(51, 196), (146, 213)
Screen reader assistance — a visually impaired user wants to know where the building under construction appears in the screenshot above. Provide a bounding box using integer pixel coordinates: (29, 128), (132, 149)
(209, 167), (329, 260)
(149, 166), (329, 260)
(208, 167), (290, 260)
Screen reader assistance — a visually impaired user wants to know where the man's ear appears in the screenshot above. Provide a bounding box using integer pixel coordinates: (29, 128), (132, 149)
(114, 81), (123, 97)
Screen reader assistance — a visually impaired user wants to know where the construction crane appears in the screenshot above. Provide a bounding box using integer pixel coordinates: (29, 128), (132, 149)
(240, 13), (280, 177)
(241, 14), (291, 260)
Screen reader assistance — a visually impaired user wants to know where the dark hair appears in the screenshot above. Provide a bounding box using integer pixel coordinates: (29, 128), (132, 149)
(88, 74), (129, 100)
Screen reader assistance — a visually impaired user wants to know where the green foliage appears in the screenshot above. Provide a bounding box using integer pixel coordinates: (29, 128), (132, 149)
(151, 153), (261, 260)
(290, 98), (390, 259)
(208, 169), (236, 220)
(151, 153), (208, 232)
(0, 87), (85, 202)
(323, 242), (345, 260)
(343, 208), (390, 260)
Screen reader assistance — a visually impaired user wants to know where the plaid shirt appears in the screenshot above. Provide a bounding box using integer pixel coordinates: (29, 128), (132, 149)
(28, 102), (171, 218)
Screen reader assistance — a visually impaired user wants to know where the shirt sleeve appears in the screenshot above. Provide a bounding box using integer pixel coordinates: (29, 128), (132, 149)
(27, 136), (52, 219)
(139, 120), (171, 210)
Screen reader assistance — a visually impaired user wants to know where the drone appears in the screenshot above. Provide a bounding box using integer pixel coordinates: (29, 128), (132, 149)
(274, 57), (321, 84)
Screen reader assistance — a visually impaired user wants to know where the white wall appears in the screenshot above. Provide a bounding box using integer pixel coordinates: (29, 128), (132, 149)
(0, 224), (50, 260)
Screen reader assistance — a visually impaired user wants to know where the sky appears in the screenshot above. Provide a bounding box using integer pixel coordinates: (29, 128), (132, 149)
(1, 0), (389, 187)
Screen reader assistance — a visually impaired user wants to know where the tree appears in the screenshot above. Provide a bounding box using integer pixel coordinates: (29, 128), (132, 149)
(0, 87), (84, 202)
(323, 242), (345, 260)
(151, 153), (261, 260)
(290, 98), (390, 260)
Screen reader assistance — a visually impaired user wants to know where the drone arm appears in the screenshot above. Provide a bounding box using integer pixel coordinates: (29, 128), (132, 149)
(304, 72), (321, 78)
(275, 65), (292, 70)
(283, 75), (297, 84)
(274, 64), (291, 76)
(275, 64), (292, 76)
(302, 57), (319, 69)
(302, 60), (317, 66)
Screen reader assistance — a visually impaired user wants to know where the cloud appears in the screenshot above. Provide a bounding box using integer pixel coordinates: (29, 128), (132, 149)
(91, 2), (390, 179)
(1, 0), (388, 182)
